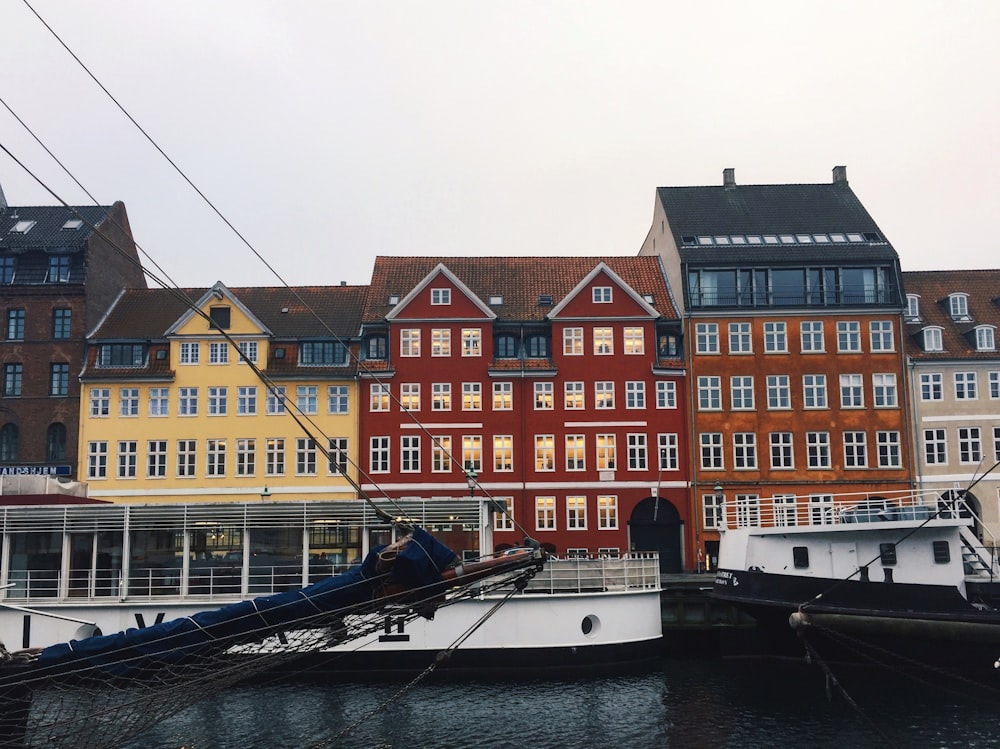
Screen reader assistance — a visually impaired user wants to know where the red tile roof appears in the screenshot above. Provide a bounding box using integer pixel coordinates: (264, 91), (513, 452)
(902, 269), (1000, 360)
(363, 256), (678, 323)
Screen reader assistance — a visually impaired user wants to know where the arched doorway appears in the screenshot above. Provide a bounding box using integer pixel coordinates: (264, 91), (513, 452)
(629, 497), (683, 573)
(940, 489), (982, 539)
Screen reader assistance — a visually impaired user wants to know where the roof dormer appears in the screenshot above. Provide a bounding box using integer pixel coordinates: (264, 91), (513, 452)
(947, 292), (971, 321)
(974, 324), (996, 352)
(921, 326), (944, 352)
(904, 294), (921, 322)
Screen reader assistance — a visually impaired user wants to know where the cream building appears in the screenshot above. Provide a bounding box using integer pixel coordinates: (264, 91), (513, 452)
(903, 270), (1000, 543)
(78, 282), (365, 504)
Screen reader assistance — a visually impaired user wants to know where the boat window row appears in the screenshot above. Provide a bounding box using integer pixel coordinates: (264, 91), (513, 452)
(3, 524), (366, 600)
(790, 541), (951, 572)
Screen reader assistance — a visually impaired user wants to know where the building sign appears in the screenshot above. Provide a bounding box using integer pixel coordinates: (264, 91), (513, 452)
(0, 465), (72, 477)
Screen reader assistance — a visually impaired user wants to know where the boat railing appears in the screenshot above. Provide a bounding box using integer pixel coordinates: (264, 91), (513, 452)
(719, 490), (975, 532)
(514, 552), (661, 594)
(3, 554), (661, 603)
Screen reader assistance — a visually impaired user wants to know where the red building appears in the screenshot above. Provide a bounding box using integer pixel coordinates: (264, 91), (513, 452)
(359, 256), (690, 571)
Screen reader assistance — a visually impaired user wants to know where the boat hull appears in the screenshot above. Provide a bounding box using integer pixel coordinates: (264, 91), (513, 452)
(712, 567), (1000, 674)
(1, 589), (664, 676)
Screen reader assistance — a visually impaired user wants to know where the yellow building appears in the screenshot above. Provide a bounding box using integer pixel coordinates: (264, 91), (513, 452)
(78, 282), (365, 504)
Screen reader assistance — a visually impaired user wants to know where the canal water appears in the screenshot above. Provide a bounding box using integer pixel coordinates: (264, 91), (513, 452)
(124, 655), (1000, 748)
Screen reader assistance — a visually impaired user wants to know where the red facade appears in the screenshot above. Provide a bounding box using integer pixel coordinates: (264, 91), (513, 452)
(359, 257), (691, 571)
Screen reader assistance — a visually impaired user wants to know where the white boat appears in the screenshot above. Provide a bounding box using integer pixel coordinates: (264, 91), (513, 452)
(710, 488), (1000, 677)
(0, 497), (663, 677)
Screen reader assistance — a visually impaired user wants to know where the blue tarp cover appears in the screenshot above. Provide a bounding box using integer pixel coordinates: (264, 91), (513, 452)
(35, 527), (458, 676)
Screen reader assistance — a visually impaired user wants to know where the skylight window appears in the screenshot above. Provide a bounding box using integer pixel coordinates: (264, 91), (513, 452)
(829, 233), (847, 242)
(779, 234), (795, 244)
(763, 235), (779, 244)
(795, 234), (813, 243)
(387, 295), (400, 305)
(697, 236), (713, 245)
(846, 233), (864, 242)
(713, 236), (730, 245)
(813, 234), (830, 243)
(745, 235), (762, 244)
(62, 219), (83, 230)
(731, 236), (746, 245)
(10, 220), (35, 234)
(489, 295), (503, 305)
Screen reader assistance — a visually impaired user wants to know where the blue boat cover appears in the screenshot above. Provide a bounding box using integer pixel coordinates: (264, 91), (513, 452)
(35, 527), (458, 676)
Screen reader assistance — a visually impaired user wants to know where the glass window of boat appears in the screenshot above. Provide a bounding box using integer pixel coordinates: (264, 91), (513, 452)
(248, 525), (305, 594)
(128, 530), (186, 596)
(7, 531), (61, 598)
(309, 522), (362, 575)
(878, 542), (897, 565)
(69, 530), (122, 598)
(792, 546), (809, 568)
(932, 540), (951, 563)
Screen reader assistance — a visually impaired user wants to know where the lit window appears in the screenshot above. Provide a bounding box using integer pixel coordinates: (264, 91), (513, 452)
(431, 329), (451, 356)
(461, 328), (482, 357)
(593, 327), (613, 355)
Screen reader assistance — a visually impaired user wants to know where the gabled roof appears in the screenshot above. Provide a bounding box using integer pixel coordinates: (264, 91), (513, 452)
(386, 263), (497, 321)
(903, 269), (1000, 360)
(164, 282), (273, 336)
(0, 205), (113, 253)
(91, 285), (369, 340)
(549, 261), (658, 319)
(657, 180), (898, 265)
(364, 256), (678, 323)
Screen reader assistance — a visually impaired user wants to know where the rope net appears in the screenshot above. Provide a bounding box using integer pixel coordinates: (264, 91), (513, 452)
(0, 531), (543, 749)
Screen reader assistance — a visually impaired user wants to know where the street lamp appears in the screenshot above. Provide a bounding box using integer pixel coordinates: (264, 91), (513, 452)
(260, 485), (272, 502)
(465, 466), (478, 498)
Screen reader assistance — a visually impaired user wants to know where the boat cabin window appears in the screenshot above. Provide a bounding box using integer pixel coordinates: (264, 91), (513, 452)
(879, 542), (897, 565)
(792, 546), (809, 568)
(932, 540), (951, 563)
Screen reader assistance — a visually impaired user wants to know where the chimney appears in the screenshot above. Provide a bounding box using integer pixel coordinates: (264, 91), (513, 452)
(723, 168), (736, 190)
(832, 165), (848, 184)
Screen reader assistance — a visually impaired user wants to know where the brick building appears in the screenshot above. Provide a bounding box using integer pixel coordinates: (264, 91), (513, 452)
(0, 189), (145, 476)
(640, 166), (914, 568)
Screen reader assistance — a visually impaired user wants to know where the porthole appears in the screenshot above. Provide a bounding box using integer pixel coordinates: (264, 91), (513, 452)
(581, 614), (601, 638)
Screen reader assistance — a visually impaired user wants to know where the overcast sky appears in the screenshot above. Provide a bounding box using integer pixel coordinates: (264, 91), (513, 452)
(1, 1), (997, 288)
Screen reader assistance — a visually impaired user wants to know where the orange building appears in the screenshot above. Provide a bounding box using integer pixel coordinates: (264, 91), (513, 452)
(640, 167), (914, 568)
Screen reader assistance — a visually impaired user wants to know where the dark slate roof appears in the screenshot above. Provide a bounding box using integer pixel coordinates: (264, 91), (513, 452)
(902, 269), (1000, 361)
(363, 256), (678, 323)
(92, 286), (369, 340)
(0, 205), (112, 252)
(657, 182), (899, 265)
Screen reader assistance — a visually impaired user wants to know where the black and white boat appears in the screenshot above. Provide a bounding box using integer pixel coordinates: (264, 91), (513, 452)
(710, 487), (1000, 676)
(0, 502), (662, 748)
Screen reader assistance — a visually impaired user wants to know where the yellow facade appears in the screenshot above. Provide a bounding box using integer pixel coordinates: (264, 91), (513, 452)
(77, 287), (359, 503)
